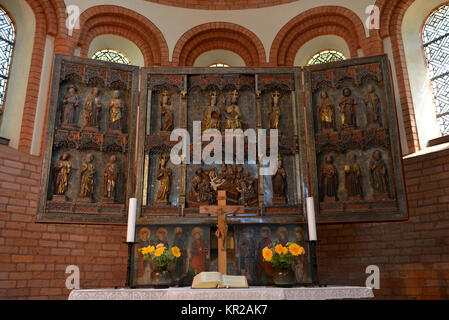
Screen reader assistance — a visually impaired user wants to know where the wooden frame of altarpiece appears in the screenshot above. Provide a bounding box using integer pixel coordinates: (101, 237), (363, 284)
(37, 54), (407, 225)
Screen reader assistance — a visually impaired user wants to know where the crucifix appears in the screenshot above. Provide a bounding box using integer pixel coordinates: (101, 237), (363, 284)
(200, 190), (244, 275)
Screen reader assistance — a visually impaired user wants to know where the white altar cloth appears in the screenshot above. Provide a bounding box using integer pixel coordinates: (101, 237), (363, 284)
(68, 286), (374, 300)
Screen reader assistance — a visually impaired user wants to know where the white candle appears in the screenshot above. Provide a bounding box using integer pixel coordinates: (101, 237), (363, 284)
(306, 197), (318, 241)
(126, 198), (137, 243)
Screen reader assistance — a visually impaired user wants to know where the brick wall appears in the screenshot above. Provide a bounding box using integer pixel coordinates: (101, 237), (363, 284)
(1, 142), (449, 299)
(317, 146), (449, 299)
(0, 145), (128, 300)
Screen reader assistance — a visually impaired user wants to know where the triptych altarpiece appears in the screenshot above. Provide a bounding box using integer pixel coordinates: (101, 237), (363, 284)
(37, 55), (407, 286)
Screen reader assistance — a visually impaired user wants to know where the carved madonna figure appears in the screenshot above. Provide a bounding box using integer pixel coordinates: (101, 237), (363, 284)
(364, 84), (381, 127)
(317, 90), (334, 132)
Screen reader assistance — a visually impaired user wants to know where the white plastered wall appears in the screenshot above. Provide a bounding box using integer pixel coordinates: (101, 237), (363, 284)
(193, 50), (246, 67)
(66, 0), (376, 62)
(0, 0), (35, 149)
(402, 0), (446, 148)
(88, 34), (145, 67)
(293, 35), (352, 66)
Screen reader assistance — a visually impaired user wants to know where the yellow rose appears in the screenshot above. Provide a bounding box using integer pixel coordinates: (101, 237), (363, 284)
(154, 247), (165, 257)
(275, 244), (285, 255)
(171, 246), (181, 258)
(262, 247), (273, 262)
(281, 246), (288, 255)
(147, 246), (155, 254)
(289, 243), (305, 256)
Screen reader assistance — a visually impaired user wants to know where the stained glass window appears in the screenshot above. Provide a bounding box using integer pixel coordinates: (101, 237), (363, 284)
(422, 4), (449, 136)
(92, 49), (130, 65)
(307, 50), (346, 65)
(209, 63), (230, 67)
(0, 8), (15, 115)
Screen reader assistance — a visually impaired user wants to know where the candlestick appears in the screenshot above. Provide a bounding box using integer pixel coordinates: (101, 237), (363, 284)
(124, 241), (135, 288)
(306, 197), (317, 241)
(126, 198), (137, 243)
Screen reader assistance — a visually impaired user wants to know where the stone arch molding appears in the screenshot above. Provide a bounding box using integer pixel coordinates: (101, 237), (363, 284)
(68, 5), (170, 67)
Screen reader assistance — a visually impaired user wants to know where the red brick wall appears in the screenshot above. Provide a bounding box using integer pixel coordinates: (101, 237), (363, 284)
(1, 142), (449, 299)
(0, 145), (128, 300)
(317, 147), (449, 299)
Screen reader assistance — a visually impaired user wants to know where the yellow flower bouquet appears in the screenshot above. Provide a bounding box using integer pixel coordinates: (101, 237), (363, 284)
(139, 243), (181, 268)
(262, 243), (305, 270)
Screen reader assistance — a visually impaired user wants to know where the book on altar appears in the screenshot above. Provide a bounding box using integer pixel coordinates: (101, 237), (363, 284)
(191, 272), (248, 289)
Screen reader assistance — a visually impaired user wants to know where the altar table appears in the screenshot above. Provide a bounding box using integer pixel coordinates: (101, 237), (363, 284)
(68, 286), (374, 300)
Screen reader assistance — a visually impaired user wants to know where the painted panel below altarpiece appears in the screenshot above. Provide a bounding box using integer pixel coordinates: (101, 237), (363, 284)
(131, 223), (311, 287)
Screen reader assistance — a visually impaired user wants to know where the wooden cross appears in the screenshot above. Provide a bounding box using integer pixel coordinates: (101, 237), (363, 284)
(200, 190), (244, 275)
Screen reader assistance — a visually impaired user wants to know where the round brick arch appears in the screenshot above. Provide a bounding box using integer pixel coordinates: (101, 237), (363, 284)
(270, 6), (368, 66)
(19, 0), (68, 153)
(172, 22), (267, 66)
(145, 0), (296, 10)
(69, 6), (169, 67)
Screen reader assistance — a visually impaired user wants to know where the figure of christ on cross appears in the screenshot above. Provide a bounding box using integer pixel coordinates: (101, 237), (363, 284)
(200, 190), (244, 275)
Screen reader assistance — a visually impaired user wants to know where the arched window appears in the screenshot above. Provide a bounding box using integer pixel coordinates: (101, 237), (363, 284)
(307, 50), (346, 65)
(209, 63), (230, 68)
(92, 49), (130, 65)
(0, 8), (15, 115)
(422, 4), (449, 136)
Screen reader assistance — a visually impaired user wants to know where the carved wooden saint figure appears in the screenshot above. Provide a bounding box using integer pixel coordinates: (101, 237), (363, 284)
(79, 153), (95, 200)
(108, 90), (124, 132)
(155, 154), (172, 204)
(344, 153), (363, 200)
(103, 155), (119, 201)
(223, 89), (243, 130)
(268, 91), (281, 131)
(339, 88), (357, 129)
(370, 150), (390, 199)
(318, 90), (335, 132)
(62, 85), (79, 126)
(321, 155), (338, 202)
(53, 152), (72, 196)
(160, 90), (174, 132)
(364, 84), (381, 127)
(84, 88), (102, 130)
(272, 155), (287, 204)
(202, 91), (221, 132)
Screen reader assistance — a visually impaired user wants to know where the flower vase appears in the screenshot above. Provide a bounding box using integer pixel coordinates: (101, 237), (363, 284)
(151, 266), (172, 288)
(272, 268), (295, 287)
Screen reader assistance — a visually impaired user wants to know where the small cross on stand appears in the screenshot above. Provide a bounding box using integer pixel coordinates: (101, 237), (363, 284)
(200, 190), (244, 275)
